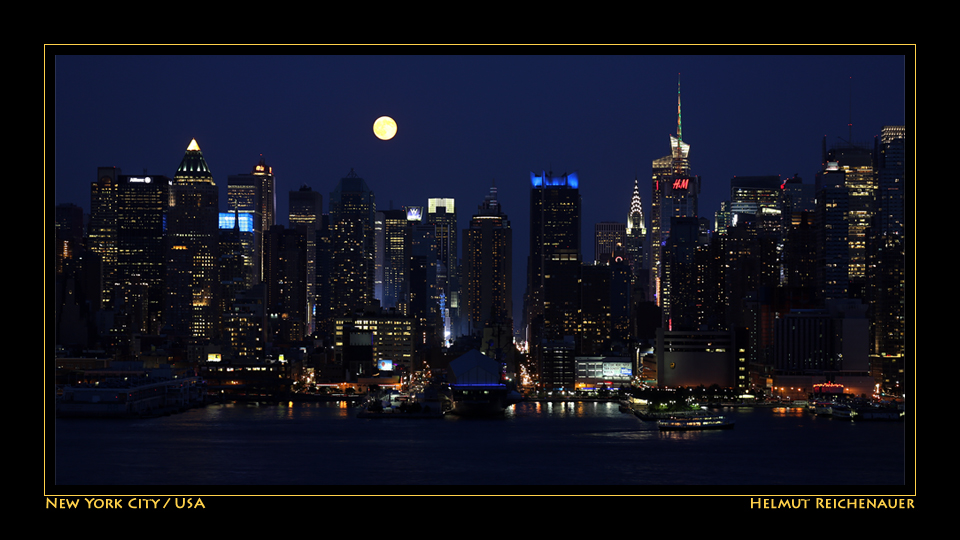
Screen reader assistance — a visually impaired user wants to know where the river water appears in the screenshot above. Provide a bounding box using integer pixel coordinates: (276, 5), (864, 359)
(53, 400), (908, 490)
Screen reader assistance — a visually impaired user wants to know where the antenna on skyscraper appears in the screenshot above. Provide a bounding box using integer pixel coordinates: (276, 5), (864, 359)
(848, 76), (853, 143)
(677, 73), (682, 143)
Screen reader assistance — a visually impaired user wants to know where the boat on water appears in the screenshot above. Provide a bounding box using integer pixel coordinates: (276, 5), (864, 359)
(830, 403), (854, 419)
(657, 415), (735, 431)
(56, 376), (204, 418)
(635, 407), (706, 421)
(835, 403), (904, 421)
(851, 406), (904, 421)
(813, 400), (835, 416)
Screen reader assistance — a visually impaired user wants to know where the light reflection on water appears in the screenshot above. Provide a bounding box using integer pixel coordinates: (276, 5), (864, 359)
(54, 401), (906, 486)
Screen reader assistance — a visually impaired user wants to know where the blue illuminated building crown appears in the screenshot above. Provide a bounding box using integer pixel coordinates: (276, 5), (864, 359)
(530, 170), (578, 189)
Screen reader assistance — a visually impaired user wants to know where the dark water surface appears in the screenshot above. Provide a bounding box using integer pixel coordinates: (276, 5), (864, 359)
(53, 400), (908, 488)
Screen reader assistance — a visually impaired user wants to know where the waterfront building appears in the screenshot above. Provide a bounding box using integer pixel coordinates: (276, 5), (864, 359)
(656, 329), (739, 388)
(575, 355), (633, 392)
(868, 125), (906, 392)
(773, 299), (872, 396)
(164, 139), (219, 359)
(540, 336), (576, 392)
(525, 170), (581, 388)
(333, 304), (416, 376)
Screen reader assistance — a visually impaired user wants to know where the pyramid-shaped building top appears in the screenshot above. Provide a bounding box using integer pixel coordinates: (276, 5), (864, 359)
(175, 138), (213, 181)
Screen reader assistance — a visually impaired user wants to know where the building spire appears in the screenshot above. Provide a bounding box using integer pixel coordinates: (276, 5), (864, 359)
(677, 73), (682, 143)
(627, 176), (645, 236)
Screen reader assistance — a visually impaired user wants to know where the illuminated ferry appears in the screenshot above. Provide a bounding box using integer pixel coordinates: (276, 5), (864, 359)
(657, 415), (735, 431)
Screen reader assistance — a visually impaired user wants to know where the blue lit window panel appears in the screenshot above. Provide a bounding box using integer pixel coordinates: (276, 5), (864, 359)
(218, 213), (255, 232)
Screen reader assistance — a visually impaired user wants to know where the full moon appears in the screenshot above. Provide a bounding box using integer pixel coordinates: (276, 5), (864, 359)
(373, 116), (397, 140)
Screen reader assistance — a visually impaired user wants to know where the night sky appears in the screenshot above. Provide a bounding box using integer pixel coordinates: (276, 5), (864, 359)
(51, 50), (909, 326)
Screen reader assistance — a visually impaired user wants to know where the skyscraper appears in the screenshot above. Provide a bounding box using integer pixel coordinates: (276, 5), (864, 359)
(594, 222), (626, 265)
(660, 216), (700, 331)
(227, 156), (276, 285)
(408, 211), (442, 347)
(820, 137), (876, 298)
(625, 177), (646, 288)
(289, 185), (323, 335)
(426, 197), (458, 345)
(650, 79), (701, 308)
(116, 173), (169, 335)
(868, 125), (906, 390)
(377, 209), (411, 313)
(729, 175), (783, 232)
(579, 260), (630, 355)
(463, 182), (512, 338)
(525, 170), (581, 389)
(329, 169), (376, 320)
(264, 224), (308, 343)
(164, 139), (219, 352)
(89, 166), (120, 310)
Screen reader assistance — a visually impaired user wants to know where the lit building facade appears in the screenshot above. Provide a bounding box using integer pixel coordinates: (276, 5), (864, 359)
(650, 80), (700, 308)
(289, 185), (323, 335)
(329, 169), (376, 320)
(820, 138), (876, 298)
(661, 216), (700, 331)
(116, 174), (169, 335)
(868, 125), (906, 392)
(408, 210), (442, 347)
(263, 224), (307, 344)
(227, 156), (276, 285)
(89, 166), (120, 310)
(334, 305), (416, 375)
(729, 175), (783, 233)
(625, 178), (646, 288)
(594, 222), (626, 265)
(525, 170), (581, 389)
(579, 261), (631, 355)
(164, 139), (220, 352)
(462, 183), (512, 338)
(377, 209), (411, 313)
(656, 329), (739, 388)
(427, 198), (458, 345)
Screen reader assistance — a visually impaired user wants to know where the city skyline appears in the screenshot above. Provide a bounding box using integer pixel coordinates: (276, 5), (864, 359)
(51, 51), (910, 326)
